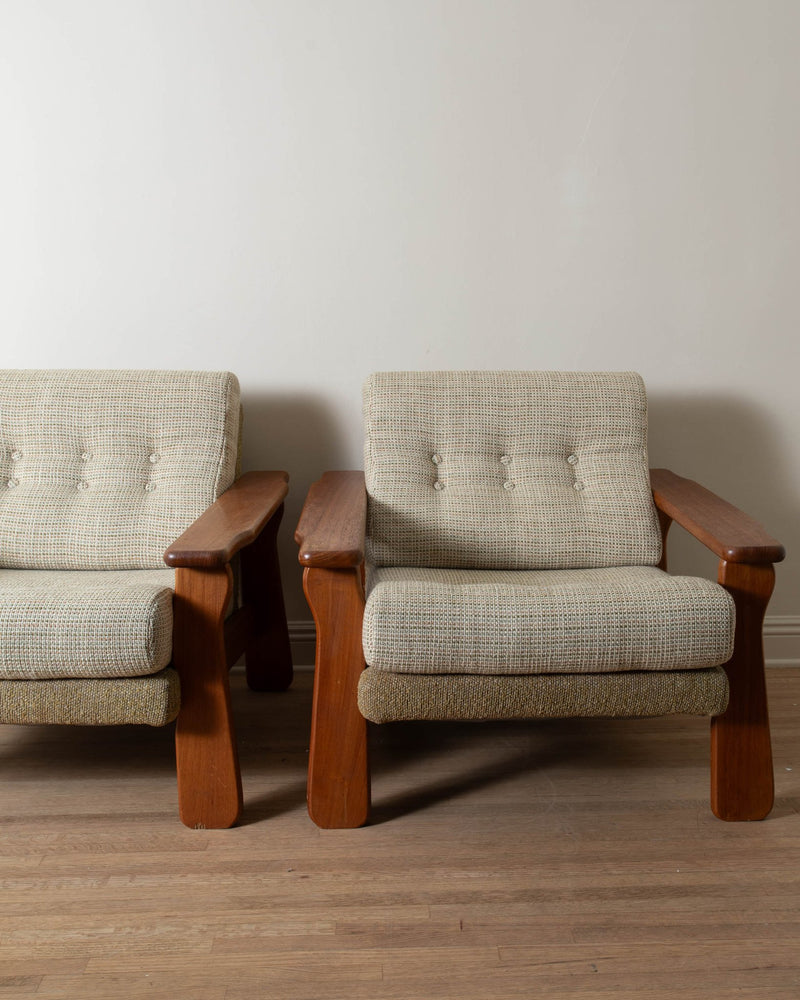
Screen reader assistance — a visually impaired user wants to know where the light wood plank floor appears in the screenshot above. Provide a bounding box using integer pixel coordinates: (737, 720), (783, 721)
(2, 669), (799, 999)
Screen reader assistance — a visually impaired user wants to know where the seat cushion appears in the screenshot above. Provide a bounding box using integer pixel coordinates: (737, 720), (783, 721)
(0, 569), (174, 679)
(363, 566), (734, 675)
(364, 371), (662, 570)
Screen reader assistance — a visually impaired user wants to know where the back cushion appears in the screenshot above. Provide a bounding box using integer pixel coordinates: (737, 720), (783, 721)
(364, 371), (662, 570)
(0, 370), (240, 569)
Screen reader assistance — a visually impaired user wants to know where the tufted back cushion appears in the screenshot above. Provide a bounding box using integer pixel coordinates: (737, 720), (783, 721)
(0, 370), (240, 570)
(364, 371), (662, 570)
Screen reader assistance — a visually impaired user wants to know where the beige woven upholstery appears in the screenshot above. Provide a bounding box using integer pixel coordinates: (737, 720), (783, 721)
(0, 569), (174, 679)
(364, 371), (662, 570)
(363, 566), (734, 675)
(0, 370), (239, 727)
(0, 369), (240, 570)
(360, 371), (732, 722)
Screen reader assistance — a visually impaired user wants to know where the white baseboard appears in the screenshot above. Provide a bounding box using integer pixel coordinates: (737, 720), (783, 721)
(290, 615), (800, 670)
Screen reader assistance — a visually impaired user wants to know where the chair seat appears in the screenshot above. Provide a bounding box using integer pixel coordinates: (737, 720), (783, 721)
(363, 565), (734, 675)
(0, 569), (174, 679)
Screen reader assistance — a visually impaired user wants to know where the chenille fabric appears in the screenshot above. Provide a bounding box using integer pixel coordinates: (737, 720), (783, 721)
(362, 566), (735, 675)
(0, 369), (240, 570)
(364, 371), (662, 570)
(357, 666), (729, 722)
(0, 669), (181, 726)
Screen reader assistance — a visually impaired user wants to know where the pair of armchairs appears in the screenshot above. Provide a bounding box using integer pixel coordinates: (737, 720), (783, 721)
(296, 371), (785, 828)
(0, 369), (292, 829)
(2, 369), (785, 831)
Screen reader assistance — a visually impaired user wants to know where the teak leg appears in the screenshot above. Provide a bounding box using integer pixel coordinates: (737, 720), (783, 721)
(711, 561), (775, 821)
(173, 565), (242, 829)
(241, 503), (293, 692)
(304, 566), (370, 828)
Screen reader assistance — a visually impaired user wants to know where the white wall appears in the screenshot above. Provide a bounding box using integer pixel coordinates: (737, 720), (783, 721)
(2, 1), (798, 654)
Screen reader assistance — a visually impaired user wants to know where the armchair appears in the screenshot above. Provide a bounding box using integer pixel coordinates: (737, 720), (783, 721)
(296, 371), (784, 828)
(0, 369), (292, 828)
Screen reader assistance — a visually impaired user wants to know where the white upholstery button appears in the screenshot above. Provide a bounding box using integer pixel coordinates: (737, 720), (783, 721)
(77, 481), (89, 491)
(144, 482), (156, 492)
(81, 451), (91, 461)
(567, 454), (578, 465)
(7, 478), (18, 489)
(431, 454), (441, 465)
(503, 481), (515, 490)
(433, 481), (444, 491)
(10, 450), (21, 461)
(500, 455), (510, 465)
(149, 453), (160, 464)
(573, 481), (585, 491)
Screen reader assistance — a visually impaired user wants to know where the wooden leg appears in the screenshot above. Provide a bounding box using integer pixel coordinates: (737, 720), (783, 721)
(304, 566), (370, 829)
(241, 504), (293, 692)
(711, 561), (775, 821)
(173, 565), (243, 829)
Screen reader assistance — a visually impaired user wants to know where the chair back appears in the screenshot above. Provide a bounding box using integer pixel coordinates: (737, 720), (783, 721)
(0, 369), (240, 569)
(363, 370), (661, 570)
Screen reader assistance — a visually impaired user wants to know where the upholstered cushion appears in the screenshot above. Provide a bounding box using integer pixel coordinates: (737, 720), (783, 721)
(364, 371), (662, 569)
(0, 370), (240, 569)
(357, 666), (730, 722)
(0, 569), (174, 679)
(363, 566), (734, 674)
(0, 669), (181, 726)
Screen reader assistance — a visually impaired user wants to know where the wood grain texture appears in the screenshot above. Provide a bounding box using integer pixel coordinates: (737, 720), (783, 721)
(165, 470), (289, 569)
(711, 561), (776, 820)
(650, 468), (785, 565)
(295, 471), (367, 568)
(173, 565), (243, 829)
(304, 566), (370, 828)
(1, 668), (799, 999)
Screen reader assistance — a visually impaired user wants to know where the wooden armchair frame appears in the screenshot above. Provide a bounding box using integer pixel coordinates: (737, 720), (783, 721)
(165, 470), (293, 829)
(296, 469), (784, 829)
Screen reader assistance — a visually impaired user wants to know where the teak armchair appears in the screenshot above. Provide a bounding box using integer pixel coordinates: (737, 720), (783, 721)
(296, 371), (785, 828)
(0, 369), (292, 829)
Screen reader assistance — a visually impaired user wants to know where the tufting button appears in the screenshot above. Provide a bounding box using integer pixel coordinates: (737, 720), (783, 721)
(503, 481), (515, 490)
(144, 482), (156, 493)
(80, 451), (91, 461)
(77, 480), (89, 491)
(149, 453), (160, 464)
(10, 450), (21, 462)
(567, 454), (578, 465)
(573, 481), (585, 491)
(7, 478), (18, 489)
(431, 454), (441, 465)
(433, 481), (444, 491)
(500, 455), (511, 465)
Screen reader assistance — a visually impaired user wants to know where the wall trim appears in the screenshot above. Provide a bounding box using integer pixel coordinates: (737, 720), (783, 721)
(290, 616), (800, 670)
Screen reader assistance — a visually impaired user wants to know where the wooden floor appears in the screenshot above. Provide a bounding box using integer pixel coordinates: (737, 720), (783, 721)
(2, 669), (799, 999)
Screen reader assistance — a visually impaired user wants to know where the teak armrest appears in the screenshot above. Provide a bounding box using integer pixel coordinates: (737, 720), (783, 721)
(164, 470), (289, 569)
(650, 468), (785, 566)
(295, 471), (367, 568)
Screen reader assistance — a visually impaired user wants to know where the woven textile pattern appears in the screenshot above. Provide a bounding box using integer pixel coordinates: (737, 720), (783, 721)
(357, 666), (730, 722)
(0, 370), (240, 569)
(363, 566), (734, 675)
(0, 569), (174, 679)
(0, 668), (180, 726)
(364, 371), (662, 569)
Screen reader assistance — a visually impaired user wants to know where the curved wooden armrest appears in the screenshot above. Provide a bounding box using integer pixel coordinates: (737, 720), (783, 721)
(164, 470), (289, 569)
(295, 471), (367, 568)
(650, 468), (785, 565)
